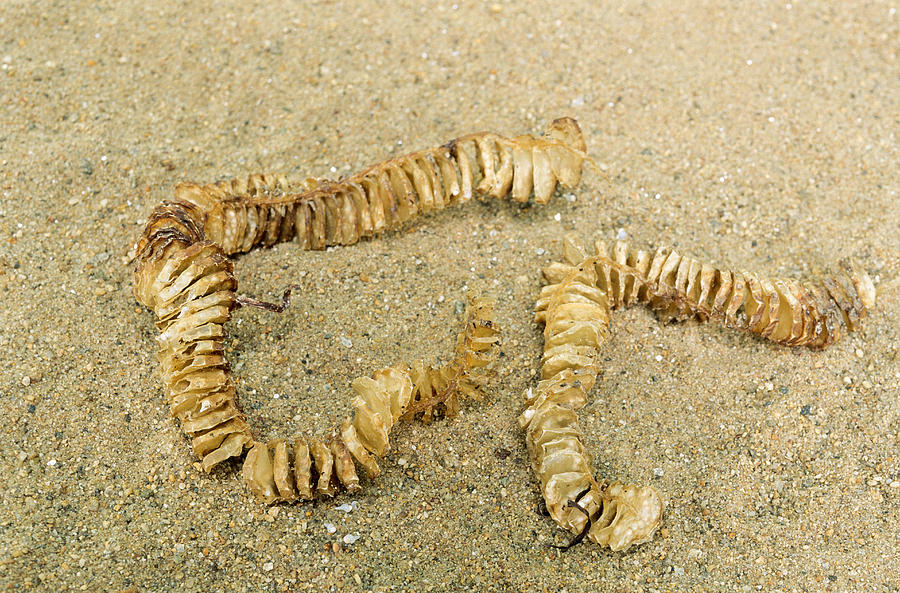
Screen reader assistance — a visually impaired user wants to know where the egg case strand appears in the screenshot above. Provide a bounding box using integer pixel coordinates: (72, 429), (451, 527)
(522, 234), (664, 552)
(131, 119), (586, 481)
(539, 237), (875, 349)
(241, 298), (500, 504)
(525, 233), (873, 550)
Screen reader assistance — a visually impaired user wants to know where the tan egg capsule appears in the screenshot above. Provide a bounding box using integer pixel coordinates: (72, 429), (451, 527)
(321, 194), (341, 245)
(307, 197), (327, 250)
(200, 431), (252, 473)
(372, 170), (398, 227)
(309, 438), (336, 497)
(180, 399), (242, 435)
(587, 482), (663, 552)
(293, 437), (314, 500)
(401, 158), (434, 212)
(344, 182), (373, 238)
(329, 437), (361, 493)
(350, 378), (391, 457)
(272, 440), (297, 502)
(292, 201), (311, 250)
(520, 372), (589, 415)
(432, 151), (461, 204)
(452, 141), (475, 201)
(421, 156), (446, 210)
(242, 441), (279, 505)
(339, 418), (380, 479)
(387, 165), (417, 223)
(192, 417), (247, 458)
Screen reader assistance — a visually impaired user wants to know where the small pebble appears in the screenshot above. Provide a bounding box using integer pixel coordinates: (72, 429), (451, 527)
(324, 522), (337, 534)
(340, 336), (352, 348)
(262, 561), (273, 572)
(21, 375), (31, 386)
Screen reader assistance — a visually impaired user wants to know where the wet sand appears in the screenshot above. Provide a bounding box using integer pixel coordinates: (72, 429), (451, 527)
(0, 2), (897, 591)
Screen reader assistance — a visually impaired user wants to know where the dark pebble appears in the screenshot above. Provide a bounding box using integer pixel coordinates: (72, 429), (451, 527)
(80, 158), (93, 176)
(800, 404), (812, 416)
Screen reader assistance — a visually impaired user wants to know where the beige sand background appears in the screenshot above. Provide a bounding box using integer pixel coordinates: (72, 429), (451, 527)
(1, 1), (897, 591)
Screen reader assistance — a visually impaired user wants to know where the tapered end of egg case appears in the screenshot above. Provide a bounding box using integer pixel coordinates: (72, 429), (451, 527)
(545, 117), (586, 153)
(843, 259), (876, 311)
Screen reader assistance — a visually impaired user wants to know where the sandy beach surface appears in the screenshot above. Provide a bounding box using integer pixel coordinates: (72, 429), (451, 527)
(1, 1), (897, 591)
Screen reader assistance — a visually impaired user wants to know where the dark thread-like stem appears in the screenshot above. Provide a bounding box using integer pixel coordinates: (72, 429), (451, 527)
(545, 487), (594, 551)
(236, 283), (304, 313)
(548, 499), (593, 551)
